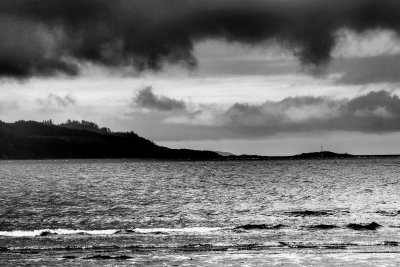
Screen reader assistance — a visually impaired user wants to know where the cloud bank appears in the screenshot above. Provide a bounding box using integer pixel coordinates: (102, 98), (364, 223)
(130, 90), (400, 140)
(1, 0), (400, 78)
(36, 93), (76, 112)
(218, 91), (400, 137)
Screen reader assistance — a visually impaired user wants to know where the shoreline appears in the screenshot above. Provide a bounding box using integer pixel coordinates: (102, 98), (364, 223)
(1, 155), (400, 161)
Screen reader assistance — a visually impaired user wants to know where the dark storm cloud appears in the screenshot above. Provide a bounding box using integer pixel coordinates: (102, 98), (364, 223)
(134, 87), (186, 111)
(196, 55), (400, 83)
(1, 0), (400, 78)
(0, 15), (79, 78)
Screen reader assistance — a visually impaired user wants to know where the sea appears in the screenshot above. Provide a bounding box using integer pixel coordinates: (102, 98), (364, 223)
(1, 158), (400, 266)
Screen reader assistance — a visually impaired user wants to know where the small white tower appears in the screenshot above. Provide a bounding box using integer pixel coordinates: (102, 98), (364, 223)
(320, 143), (324, 159)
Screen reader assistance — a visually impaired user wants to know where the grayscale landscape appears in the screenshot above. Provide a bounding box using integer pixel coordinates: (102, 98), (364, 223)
(1, 0), (400, 266)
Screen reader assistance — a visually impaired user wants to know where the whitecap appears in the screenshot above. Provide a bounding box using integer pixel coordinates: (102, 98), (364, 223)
(0, 227), (223, 237)
(0, 229), (117, 237)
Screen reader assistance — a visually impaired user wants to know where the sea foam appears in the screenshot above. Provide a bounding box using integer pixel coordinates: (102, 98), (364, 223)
(0, 227), (223, 237)
(0, 229), (117, 237)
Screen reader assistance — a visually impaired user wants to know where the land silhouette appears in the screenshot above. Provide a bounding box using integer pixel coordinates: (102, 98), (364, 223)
(0, 120), (398, 160)
(0, 120), (221, 160)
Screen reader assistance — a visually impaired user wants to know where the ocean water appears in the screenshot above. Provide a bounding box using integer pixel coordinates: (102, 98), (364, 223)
(1, 158), (400, 266)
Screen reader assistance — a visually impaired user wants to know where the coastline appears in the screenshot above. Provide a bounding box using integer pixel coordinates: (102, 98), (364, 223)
(1, 154), (400, 161)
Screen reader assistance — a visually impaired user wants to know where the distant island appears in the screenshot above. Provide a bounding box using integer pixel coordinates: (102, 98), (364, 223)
(291, 151), (354, 159)
(227, 151), (400, 160)
(224, 151), (354, 160)
(0, 120), (399, 160)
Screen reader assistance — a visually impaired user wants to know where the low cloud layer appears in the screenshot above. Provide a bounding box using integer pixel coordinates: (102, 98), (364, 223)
(218, 90), (400, 137)
(36, 93), (76, 112)
(129, 90), (400, 141)
(1, 0), (400, 78)
(0, 101), (18, 115)
(133, 87), (186, 111)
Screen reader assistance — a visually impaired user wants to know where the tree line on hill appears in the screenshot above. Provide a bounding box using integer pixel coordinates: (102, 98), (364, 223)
(0, 120), (221, 160)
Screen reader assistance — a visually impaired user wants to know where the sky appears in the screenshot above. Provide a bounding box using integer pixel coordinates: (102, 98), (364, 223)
(1, 0), (400, 155)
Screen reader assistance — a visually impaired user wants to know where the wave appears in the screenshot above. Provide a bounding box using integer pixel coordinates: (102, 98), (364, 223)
(346, 222), (381, 231)
(83, 255), (132, 260)
(234, 222), (384, 231)
(376, 210), (400, 217)
(234, 224), (285, 230)
(130, 227), (223, 234)
(275, 241), (398, 249)
(307, 224), (339, 230)
(2, 241), (400, 252)
(283, 210), (335, 217)
(0, 222), (388, 237)
(0, 227), (223, 237)
(0, 229), (116, 237)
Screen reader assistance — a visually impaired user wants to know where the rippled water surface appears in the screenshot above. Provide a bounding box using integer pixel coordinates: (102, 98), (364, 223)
(1, 158), (400, 266)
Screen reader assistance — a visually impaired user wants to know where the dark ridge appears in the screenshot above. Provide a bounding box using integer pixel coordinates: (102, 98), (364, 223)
(0, 247), (8, 251)
(308, 224), (339, 230)
(83, 255), (132, 260)
(234, 224), (285, 230)
(0, 120), (222, 160)
(2, 120), (400, 160)
(58, 120), (112, 135)
(291, 151), (355, 159)
(284, 210), (334, 217)
(346, 222), (382, 231)
(39, 231), (57, 237)
(226, 154), (270, 160)
(224, 153), (400, 160)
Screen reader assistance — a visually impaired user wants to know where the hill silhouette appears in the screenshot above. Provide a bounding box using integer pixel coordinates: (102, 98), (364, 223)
(1, 120), (397, 160)
(291, 151), (354, 159)
(0, 120), (222, 160)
